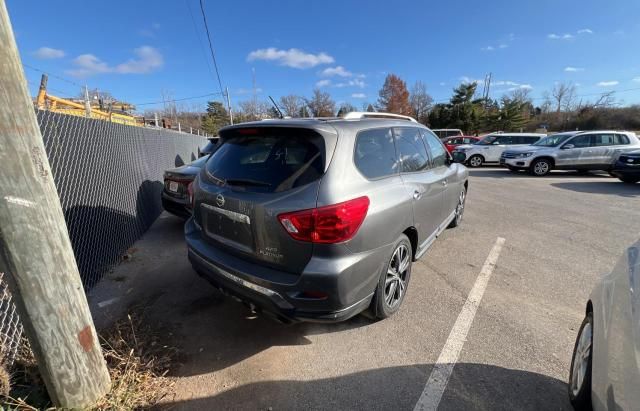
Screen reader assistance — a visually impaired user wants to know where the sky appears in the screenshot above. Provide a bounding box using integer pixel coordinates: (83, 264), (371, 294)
(7, 0), (640, 113)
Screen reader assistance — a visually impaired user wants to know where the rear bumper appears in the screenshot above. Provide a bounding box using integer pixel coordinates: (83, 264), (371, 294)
(162, 192), (191, 219)
(185, 218), (386, 322)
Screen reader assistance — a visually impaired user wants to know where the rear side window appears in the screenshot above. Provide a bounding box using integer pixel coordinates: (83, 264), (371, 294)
(462, 138), (474, 144)
(422, 130), (448, 167)
(615, 134), (630, 145)
(354, 128), (399, 179)
(592, 134), (617, 146)
(206, 128), (325, 193)
(394, 127), (430, 173)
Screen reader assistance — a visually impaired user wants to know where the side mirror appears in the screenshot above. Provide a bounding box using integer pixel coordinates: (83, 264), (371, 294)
(451, 152), (466, 164)
(562, 144), (575, 150)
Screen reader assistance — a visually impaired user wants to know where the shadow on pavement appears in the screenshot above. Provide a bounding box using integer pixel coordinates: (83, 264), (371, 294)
(469, 168), (612, 179)
(551, 181), (639, 197)
(158, 363), (571, 410)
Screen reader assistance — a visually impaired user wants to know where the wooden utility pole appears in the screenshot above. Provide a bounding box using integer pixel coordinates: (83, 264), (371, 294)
(0, 1), (110, 408)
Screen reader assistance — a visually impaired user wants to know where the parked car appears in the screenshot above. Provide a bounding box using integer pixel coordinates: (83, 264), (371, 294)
(432, 128), (463, 139)
(568, 238), (640, 410)
(453, 133), (546, 167)
(185, 112), (469, 323)
(442, 136), (480, 153)
(609, 149), (640, 183)
(198, 137), (219, 158)
(500, 131), (640, 176)
(162, 156), (208, 218)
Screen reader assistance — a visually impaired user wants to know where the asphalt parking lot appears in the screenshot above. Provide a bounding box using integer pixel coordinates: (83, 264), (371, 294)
(89, 167), (640, 410)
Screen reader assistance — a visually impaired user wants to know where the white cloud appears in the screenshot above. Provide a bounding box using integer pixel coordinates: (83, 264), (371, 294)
(633, 77), (640, 83)
(247, 47), (334, 69)
(564, 66), (584, 72)
(459, 76), (482, 84)
(548, 33), (574, 40)
(321, 66), (352, 77)
(508, 84), (533, 91)
(498, 44), (508, 49)
(577, 28), (593, 34)
(315, 79), (331, 88)
(66, 46), (163, 77)
(335, 78), (366, 88)
(115, 46), (163, 74)
(33, 47), (65, 59)
(351, 93), (366, 99)
(597, 81), (619, 87)
(481, 46), (495, 51)
(235, 87), (263, 95)
(439, 82), (446, 86)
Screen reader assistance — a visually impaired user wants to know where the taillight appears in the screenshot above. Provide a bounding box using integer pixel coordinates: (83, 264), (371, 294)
(187, 182), (194, 208)
(278, 196), (369, 244)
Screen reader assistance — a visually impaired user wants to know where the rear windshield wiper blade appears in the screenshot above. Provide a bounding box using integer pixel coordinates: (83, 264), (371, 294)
(225, 178), (272, 187)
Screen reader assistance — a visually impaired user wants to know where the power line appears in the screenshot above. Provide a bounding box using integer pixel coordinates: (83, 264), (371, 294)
(184, 0), (216, 84)
(132, 91), (224, 106)
(198, 0), (225, 98)
(22, 63), (83, 88)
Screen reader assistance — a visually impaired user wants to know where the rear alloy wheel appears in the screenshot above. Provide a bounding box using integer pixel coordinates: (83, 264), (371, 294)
(372, 235), (412, 320)
(530, 158), (552, 176)
(619, 176), (640, 184)
(468, 155), (483, 168)
(569, 313), (593, 409)
(448, 186), (466, 228)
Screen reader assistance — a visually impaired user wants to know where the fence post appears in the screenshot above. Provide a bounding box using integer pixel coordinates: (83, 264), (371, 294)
(197, 129), (200, 136)
(178, 122), (181, 133)
(154, 112), (159, 127)
(0, 2), (110, 407)
(36, 74), (47, 109)
(190, 126), (192, 134)
(83, 85), (91, 118)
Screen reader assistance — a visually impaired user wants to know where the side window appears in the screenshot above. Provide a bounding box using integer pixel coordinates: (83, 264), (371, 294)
(615, 134), (630, 145)
(497, 135), (514, 145)
(462, 138), (474, 144)
(394, 127), (430, 173)
(567, 134), (592, 148)
(354, 128), (399, 179)
(593, 134), (616, 147)
(422, 130), (447, 168)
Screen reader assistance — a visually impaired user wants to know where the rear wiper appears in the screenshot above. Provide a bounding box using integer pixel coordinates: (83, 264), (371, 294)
(225, 178), (272, 187)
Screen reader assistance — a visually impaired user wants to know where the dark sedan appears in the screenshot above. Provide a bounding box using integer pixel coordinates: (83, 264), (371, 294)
(162, 156), (207, 218)
(610, 150), (640, 183)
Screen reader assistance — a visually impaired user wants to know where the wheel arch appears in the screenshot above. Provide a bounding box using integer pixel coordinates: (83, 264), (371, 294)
(403, 227), (418, 261)
(534, 156), (555, 167)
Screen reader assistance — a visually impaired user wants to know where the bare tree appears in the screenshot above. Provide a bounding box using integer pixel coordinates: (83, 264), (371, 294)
(592, 91), (616, 109)
(279, 95), (304, 117)
(551, 82), (577, 113)
(306, 89), (336, 117)
(239, 99), (270, 121)
(409, 81), (433, 124)
(508, 87), (532, 104)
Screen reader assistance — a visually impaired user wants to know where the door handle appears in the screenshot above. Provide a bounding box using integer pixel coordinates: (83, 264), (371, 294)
(413, 190), (422, 200)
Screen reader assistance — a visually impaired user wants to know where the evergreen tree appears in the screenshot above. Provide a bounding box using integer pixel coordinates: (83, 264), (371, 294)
(202, 101), (229, 136)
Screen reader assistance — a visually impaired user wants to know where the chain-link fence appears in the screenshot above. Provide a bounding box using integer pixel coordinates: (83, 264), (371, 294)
(0, 110), (206, 365)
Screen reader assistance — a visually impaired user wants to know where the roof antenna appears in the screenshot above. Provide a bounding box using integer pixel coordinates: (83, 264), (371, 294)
(268, 96), (284, 119)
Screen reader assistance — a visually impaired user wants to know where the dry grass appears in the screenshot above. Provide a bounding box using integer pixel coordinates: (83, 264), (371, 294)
(2, 308), (178, 410)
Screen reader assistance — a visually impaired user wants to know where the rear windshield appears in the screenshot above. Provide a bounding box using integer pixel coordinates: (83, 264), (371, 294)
(206, 128), (325, 193)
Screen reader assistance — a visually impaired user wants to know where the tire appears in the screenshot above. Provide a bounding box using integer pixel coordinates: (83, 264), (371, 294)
(467, 155), (484, 168)
(619, 176), (640, 184)
(530, 158), (552, 176)
(448, 186), (466, 228)
(568, 313), (593, 410)
(372, 234), (412, 320)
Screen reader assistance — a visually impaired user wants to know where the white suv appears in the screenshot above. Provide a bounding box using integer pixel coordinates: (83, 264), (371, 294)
(453, 133), (546, 167)
(500, 131), (640, 176)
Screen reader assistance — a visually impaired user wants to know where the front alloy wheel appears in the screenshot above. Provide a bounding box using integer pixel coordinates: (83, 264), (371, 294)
(568, 313), (593, 409)
(531, 159), (552, 176)
(468, 155), (483, 168)
(372, 235), (412, 319)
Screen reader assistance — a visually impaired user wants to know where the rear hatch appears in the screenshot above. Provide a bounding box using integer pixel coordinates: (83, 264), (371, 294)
(193, 125), (337, 274)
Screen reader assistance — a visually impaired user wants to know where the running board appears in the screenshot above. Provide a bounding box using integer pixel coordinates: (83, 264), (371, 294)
(414, 210), (456, 260)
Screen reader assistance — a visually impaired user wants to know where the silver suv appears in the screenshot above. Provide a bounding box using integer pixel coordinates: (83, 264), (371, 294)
(185, 113), (469, 322)
(500, 131), (640, 176)
(453, 133), (546, 167)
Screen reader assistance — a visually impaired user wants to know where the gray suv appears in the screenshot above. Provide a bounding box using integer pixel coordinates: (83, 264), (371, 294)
(185, 113), (469, 322)
(500, 131), (640, 176)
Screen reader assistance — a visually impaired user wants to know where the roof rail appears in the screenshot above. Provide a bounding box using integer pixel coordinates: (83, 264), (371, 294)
(343, 111), (418, 123)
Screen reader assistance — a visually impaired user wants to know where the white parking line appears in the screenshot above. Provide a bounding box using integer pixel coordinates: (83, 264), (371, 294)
(414, 237), (506, 411)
